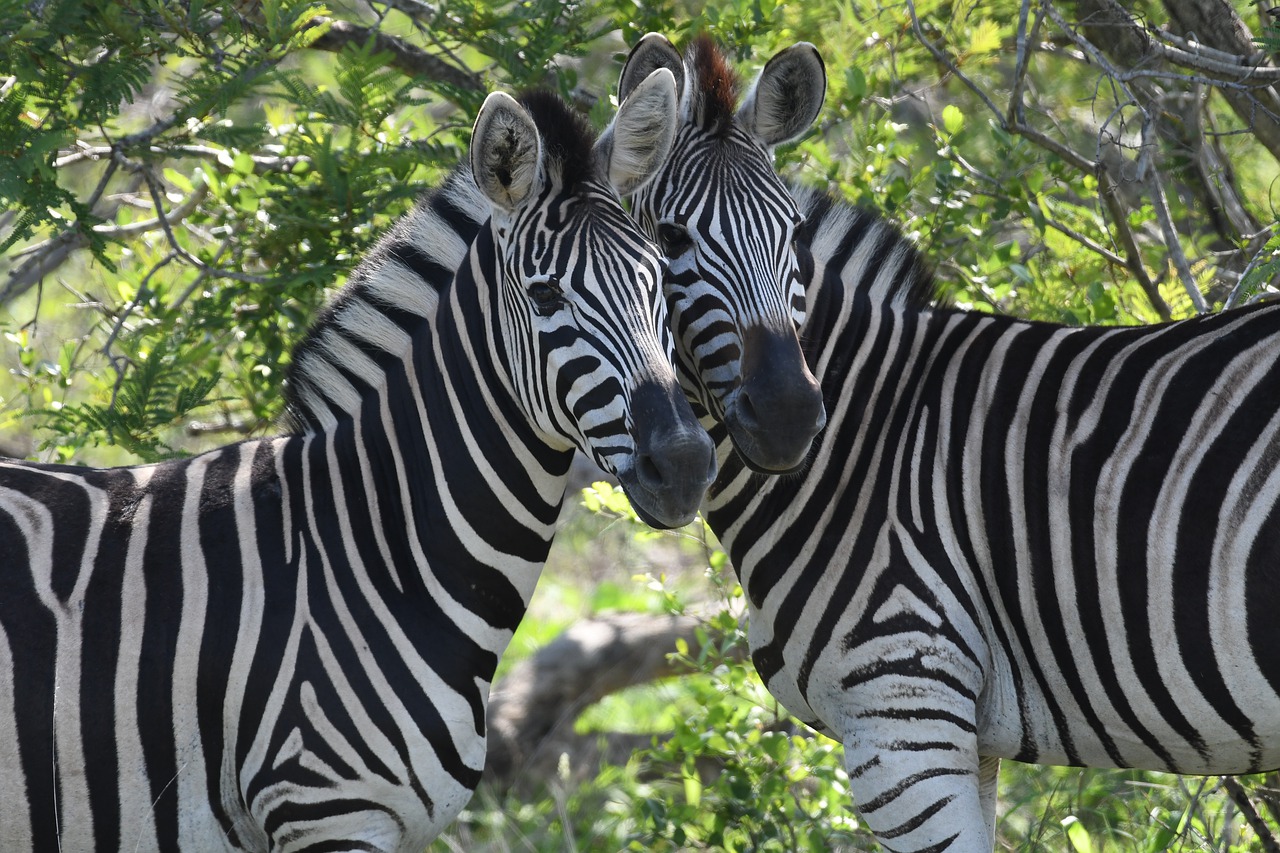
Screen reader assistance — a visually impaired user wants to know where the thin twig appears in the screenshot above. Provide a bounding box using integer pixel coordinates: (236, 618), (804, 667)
(1139, 115), (1208, 312)
(140, 167), (269, 285)
(905, 0), (1005, 122)
(1225, 223), (1280, 308)
(1007, 0), (1040, 127)
(95, 184), (209, 239)
(1222, 777), (1280, 853)
(101, 252), (178, 442)
(1098, 170), (1174, 321)
(304, 17), (482, 93)
(1044, 218), (1127, 266)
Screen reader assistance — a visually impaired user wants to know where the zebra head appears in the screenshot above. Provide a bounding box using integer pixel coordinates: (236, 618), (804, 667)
(620, 34), (828, 475)
(469, 73), (716, 529)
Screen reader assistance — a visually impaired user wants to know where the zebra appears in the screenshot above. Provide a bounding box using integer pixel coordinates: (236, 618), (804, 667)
(0, 73), (716, 852)
(617, 33), (829, 474)
(686, 178), (1280, 849)
(616, 33), (1280, 853)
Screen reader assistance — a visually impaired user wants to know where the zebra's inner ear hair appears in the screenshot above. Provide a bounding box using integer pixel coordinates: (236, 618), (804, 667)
(471, 91), (543, 212)
(737, 42), (826, 148)
(595, 67), (677, 198)
(619, 32), (684, 104)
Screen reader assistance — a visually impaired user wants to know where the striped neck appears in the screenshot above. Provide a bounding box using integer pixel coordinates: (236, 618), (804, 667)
(283, 169), (487, 433)
(281, 214), (572, 658)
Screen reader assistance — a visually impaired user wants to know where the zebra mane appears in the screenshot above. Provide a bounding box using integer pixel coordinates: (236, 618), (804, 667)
(282, 168), (487, 432)
(684, 34), (740, 136)
(791, 182), (940, 311)
(516, 90), (598, 193)
(282, 92), (601, 433)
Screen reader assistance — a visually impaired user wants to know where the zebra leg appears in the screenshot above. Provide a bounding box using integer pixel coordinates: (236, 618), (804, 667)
(841, 718), (992, 852)
(977, 755), (1000, 845)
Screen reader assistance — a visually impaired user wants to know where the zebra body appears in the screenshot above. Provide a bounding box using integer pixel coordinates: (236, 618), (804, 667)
(616, 35), (1277, 850)
(0, 78), (713, 851)
(704, 185), (1280, 851)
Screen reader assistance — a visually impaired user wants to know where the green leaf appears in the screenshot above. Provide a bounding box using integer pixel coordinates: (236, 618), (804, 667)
(1144, 807), (1178, 853)
(942, 104), (965, 136)
(968, 19), (1002, 55)
(681, 762), (702, 806)
(1062, 816), (1093, 853)
(164, 168), (194, 194)
(844, 66), (866, 106)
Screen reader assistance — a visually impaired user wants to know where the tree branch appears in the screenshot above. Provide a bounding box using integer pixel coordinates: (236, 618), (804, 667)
(484, 610), (745, 792)
(304, 17), (482, 93)
(1222, 776), (1280, 853)
(1138, 116), (1208, 312)
(1161, 0), (1280, 161)
(1098, 170), (1175, 321)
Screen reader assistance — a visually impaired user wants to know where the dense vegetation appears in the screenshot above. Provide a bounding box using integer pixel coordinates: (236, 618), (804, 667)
(3, 0), (1279, 848)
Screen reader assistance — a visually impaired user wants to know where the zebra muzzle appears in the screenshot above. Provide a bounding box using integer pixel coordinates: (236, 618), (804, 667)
(724, 324), (826, 473)
(619, 379), (717, 529)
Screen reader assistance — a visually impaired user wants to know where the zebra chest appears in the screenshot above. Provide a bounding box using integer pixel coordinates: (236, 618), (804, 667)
(740, 520), (998, 747)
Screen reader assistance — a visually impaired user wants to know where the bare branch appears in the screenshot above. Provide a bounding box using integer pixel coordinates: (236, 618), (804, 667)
(374, 0), (439, 24)
(1044, 218), (1126, 267)
(1098, 171), (1175, 321)
(96, 183), (209, 239)
(57, 144), (307, 175)
(1222, 776), (1280, 853)
(1068, 0), (1280, 163)
(1008, 0), (1043, 127)
(1225, 224), (1280, 309)
(1, 230), (92, 304)
(484, 610), (744, 792)
(1138, 116), (1209, 312)
(905, 0), (1005, 123)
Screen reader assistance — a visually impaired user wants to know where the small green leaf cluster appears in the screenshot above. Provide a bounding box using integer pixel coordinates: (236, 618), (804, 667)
(1000, 763), (1280, 852)
(628, 647), (865, 852)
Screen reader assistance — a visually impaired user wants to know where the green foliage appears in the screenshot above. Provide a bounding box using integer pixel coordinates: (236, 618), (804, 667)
(439, 489), (1280, 852)
(999, 764), (1280, 852)
(628, 615), (864, 852)
(1, 0), (630, 460)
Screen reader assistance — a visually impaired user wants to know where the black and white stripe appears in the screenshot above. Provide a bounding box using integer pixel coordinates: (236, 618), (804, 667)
(701, 180), (1280, 851)
(618, 34), (828, 474)
(0, 78), (714, 851)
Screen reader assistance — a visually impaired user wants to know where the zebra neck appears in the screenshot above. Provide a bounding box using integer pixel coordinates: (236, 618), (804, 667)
(286, 250), (572, 653)
(701, 258), (935, 581)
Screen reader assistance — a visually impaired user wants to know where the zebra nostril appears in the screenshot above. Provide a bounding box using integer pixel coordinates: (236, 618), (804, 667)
(734, 388), (760, 429)
(636, 453), (665, 490)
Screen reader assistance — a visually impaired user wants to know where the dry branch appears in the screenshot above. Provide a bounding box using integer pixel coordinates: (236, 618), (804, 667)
(1222, 776), (1280, 853)
(483, 610), (744, 792)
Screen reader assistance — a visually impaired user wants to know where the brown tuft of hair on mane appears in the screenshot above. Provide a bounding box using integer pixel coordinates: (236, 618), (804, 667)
(687, 34), (740, 135)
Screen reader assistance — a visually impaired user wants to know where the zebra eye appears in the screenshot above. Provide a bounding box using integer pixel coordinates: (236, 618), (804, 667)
(657, 223), (694, 257)
(527, 277), (564, 316)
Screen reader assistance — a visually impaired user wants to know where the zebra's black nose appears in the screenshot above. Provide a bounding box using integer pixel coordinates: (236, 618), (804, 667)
(724, 325), (826, 473)
(634, 429), (718, 495)
(619, 380), (716, 529)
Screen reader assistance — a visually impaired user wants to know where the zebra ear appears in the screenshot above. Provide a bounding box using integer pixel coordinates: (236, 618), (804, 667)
(595, 67), (677, 197)
(471, 91), (543, 213)
(737, 42), (826, 148)
(619, 32), (684, 103)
